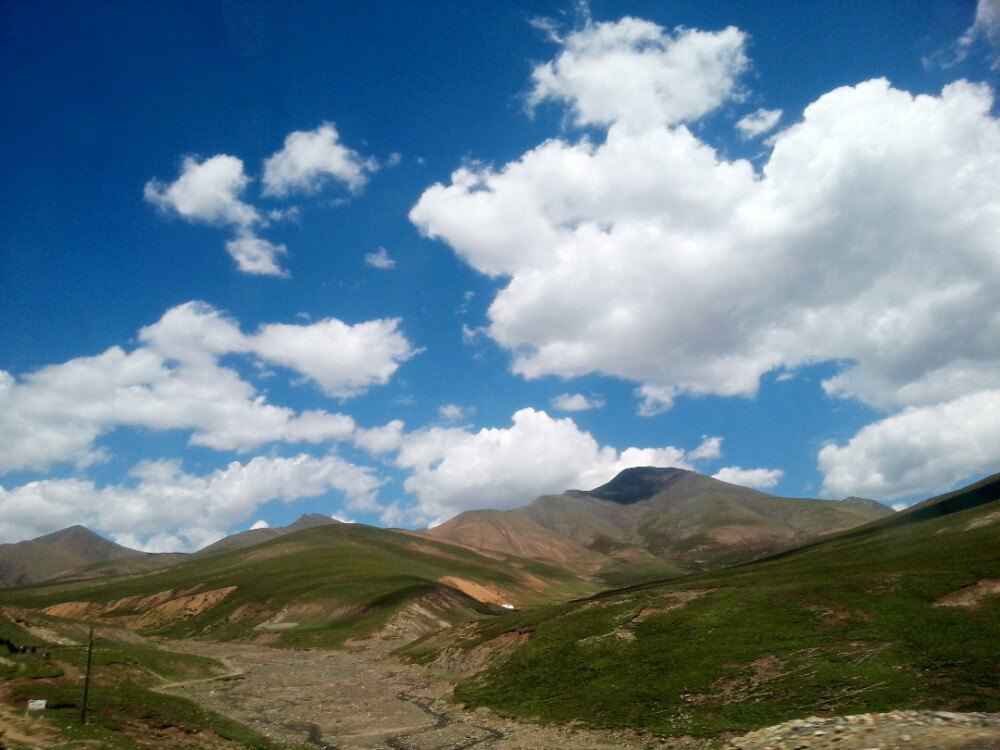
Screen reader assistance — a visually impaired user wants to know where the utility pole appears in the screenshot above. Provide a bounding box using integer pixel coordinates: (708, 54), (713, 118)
(80, 626), (94, 725)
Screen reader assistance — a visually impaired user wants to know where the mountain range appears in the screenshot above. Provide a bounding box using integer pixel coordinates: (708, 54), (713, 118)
(0, 468), (891, 590)
(426, 467), (892, 584)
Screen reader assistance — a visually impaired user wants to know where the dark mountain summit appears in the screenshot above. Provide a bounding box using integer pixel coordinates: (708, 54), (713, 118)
(581, 466), (692, 504)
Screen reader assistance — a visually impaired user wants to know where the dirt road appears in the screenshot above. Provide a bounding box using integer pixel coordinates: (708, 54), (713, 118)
(156, 640), (703, 750)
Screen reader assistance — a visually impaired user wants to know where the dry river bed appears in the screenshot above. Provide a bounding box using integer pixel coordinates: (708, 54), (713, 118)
(156, 640), (1000, 750)
(156, 639), (706, 750)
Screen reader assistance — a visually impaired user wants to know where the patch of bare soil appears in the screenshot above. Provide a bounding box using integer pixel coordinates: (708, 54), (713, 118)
(156, 638), (708, 750)
(40, 585), (236, 629)
(727, 710), (1000, 749)
(0, 702), (67, 749)
(627, 588), (713, 623)
(438, 576), (512, 607)
(683, 655), (788, 707)
(934, 579), (1000, 608)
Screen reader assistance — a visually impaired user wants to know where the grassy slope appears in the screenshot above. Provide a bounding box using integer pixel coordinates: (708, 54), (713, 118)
(441, 477), (1000, 738)
(0, 522), (590, 648)
(0, 611), (289, 749)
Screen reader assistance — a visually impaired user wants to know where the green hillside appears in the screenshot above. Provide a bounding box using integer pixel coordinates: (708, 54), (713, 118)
(423, 473), (1000, 738)
(0, 610), (288, 749)
(0, 521), (589, 649)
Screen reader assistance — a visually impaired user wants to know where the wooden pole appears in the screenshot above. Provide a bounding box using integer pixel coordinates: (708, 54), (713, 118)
(80, 626), (94, 725)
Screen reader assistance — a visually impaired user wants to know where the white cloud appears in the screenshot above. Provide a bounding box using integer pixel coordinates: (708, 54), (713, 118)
(818, 390), (1000, 501)
(365, 247), (396, 269)
(411, 13), (1000, 499)
(250, 519), (270, 530)
(145, 155), (293, 276)
(959, 0), (1000, 68)
(0, 453), (382, 550)
(736, 107), (782, 138)
(437, 403), (475, 423)
(688, 436), (723, 461)
(225, 234), (289, 276)
(635, 385), (678, 416)
(251, 317), (417, 398)
(528, 17), (748, 129)
(712, 465), (784, 490)
(395, 407), (718, 524)
(262, 122), (376, 197)
(551, 392), (604, 411)
(144, 155), (259, 228)
(0, 302), (416, 474)
(354, 420), (406, 454)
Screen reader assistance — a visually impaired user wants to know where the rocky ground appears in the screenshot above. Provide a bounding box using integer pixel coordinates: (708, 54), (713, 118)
(155, 639), (1000, 750)
(156, 639), (708, 750)
(728, 710), (1000, 750)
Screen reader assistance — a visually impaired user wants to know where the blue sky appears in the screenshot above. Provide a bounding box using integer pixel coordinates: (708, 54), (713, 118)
(1, 1), (998, 550)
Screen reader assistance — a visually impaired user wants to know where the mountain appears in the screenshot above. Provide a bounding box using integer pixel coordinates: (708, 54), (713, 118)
(426, 467), (892, 581)
(194, 513), (341, 557)
(842, 495), (893, 512)
(419, 472), (1000, 740)
(0, 526), (143, 587)
(0, 520), (591, 648)
(41, 514), (345, 584)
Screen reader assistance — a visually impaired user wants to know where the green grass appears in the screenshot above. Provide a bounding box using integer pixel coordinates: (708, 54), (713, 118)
(0, 522), (590, 648)
(6, 679), (290, 749)
(444, 488), (1000, 738)
(0, 610), (292, 748)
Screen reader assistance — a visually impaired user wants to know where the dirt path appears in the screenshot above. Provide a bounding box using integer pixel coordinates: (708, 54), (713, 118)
(154, 639), (705, 750)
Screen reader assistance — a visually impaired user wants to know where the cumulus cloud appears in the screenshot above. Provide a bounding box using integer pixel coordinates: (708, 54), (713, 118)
(528, 17), (748, 129)
(712, 465), (784, 490)
(818, 390), (1000, 500)
(411, 12), (1000, 498)
(144, 155), (259, 228)
(394, 407), (721, 523)
(688, 436), (723, 460)
(365, 247), (396, 269)
(735, 107), (782, 138)
(354, 419), (406, 454)
(551, 392), (604, 411)
(0, 302), (416, 474)
(262, 122), (376, 197)
(0, 453), (382, 550)
(145, 155), (291, 275)
(225, 234), (289, 276)
(251, 317), (417, 398)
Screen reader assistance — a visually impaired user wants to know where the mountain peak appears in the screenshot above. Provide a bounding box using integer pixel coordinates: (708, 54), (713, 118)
(842, 496), (893, 512)
(286, 513), (339, 532)
(38, 525), (113, 544)
(583, 466), (696, 505)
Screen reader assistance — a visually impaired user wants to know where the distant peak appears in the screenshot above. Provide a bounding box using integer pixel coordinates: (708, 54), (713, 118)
(286, 513), (338, 531)
(842, 496), (893, 512)
(583, 466), (696, 505)
(39, 525), (103, 541)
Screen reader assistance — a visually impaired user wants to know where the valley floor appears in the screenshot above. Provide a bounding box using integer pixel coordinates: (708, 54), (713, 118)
(156, 639), (1000, 750)
(155, 638), (707, 750)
